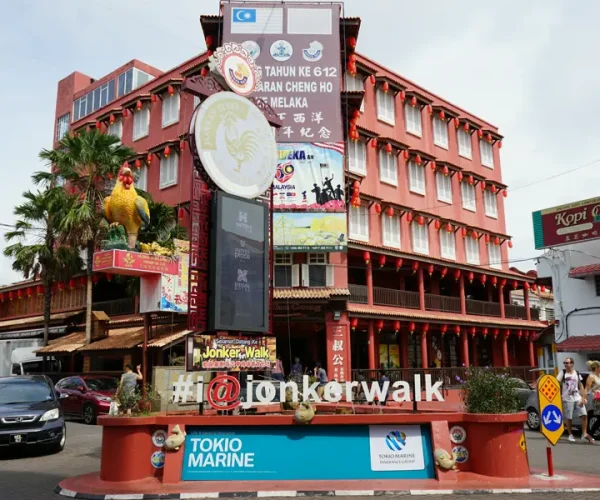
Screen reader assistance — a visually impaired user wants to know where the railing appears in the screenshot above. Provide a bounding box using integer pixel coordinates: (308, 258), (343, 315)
(505, 304), (528, 320)
(466, 299), (501, 317)
(531, 308), (540, 321)
(425, 294), (462, 313)
(374, 288), (420, 309)
(348, 284), (368, 304)
(92, 297), (136, 316)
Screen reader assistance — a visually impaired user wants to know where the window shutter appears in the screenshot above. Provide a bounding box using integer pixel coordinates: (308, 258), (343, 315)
(326, 265), (334, 287)
(291, 264), (300, 287)
(301, 264), (309, 287)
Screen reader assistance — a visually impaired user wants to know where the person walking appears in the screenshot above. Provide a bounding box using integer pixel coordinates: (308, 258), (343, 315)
(314, 362), (328, 399)
(116, 364), (143, 416)
(290, 357), (303, 383)
(557, 358), (594, 443)
(272, 354), (285, 381)
(585, 360), (600, 438)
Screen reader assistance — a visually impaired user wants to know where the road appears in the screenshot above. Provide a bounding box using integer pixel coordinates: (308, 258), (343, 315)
(0, 423), (598, 500)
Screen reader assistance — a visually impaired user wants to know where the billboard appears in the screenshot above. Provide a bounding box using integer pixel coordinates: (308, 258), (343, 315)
(209, 191), (269, 332)
(532, 196), (600, 249)
(274, 142), (345, 209)
(93, 249), (179, 276)
(273, 212), (346, 251)
(222, 2), (343, 143)
(159, 239), (189, 313)
(188, 334), (276, 371)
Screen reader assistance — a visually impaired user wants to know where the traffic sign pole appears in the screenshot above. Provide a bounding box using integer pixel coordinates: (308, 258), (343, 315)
(537, 375), (564, 449)
(546, 446), (554, 477)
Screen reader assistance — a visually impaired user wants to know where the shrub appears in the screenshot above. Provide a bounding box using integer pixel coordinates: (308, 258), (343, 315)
(459, 368), (521, 414)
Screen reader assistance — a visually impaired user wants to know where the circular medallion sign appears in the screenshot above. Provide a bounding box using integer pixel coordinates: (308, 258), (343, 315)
(151, 451), (165, 469)
(194, 91), (277, 199)
(222, 53), (256, 96)
(152, 429), (168, 448)
(452, 445), (469, 464)
(449, 425), (466, 444)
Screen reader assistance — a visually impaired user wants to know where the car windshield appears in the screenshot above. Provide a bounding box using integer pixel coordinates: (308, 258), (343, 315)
(0, 379), (53, 404)
(85, 378), (118, 392)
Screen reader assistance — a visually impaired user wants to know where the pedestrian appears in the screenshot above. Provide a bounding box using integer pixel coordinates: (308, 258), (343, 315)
(354, 370), (366, 403)
(272, 354), (285, 381)
(557, 358), (594, 443)
(378, 369), (390, 406)
(585, 360), (600, 437)
(116, 363), (143, 416)
(291, 357), (303, 383)
(314, 362), (328, 399)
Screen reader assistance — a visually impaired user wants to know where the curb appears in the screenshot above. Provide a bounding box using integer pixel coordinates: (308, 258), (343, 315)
(54, 486), (600, 499)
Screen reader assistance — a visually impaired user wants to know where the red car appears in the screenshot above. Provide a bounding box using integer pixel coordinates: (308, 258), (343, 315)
(55, 376), (118, 425)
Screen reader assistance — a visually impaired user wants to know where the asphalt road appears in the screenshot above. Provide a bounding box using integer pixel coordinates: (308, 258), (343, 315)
(0, 423), (598, 500)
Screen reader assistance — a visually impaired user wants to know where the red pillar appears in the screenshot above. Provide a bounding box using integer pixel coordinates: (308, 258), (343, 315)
(528, 338), (536, 367)
(502, 334), (509, 367)
(499, 286), (505, 319)
(418, 268), (425, 311)
(459, 275), (466, 315)
(367, 320), (376, 370)
(462, 333), (470, 367)
(524, 286), (531, 321)
(366, 260), (373, 306)
(421, 332), (428, 369)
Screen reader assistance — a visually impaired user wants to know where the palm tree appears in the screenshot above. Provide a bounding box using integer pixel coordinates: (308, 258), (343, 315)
(3, 187), (83, 346)
(37, 129), (135, 345)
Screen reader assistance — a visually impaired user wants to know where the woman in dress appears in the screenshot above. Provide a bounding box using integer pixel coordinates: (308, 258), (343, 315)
(585, 360), (600, 438)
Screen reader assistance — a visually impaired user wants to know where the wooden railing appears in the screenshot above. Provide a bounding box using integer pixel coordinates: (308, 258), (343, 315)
(92, 298), (136, 316)
(374, 288), (420, 309)
(505, 304), (528, 319)
(466, 299), (501, 317)
(425, 294), (462, 313)
(348, 284), (368, 304)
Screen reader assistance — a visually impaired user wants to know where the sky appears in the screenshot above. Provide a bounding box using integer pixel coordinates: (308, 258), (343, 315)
(1, 0), (599, 285)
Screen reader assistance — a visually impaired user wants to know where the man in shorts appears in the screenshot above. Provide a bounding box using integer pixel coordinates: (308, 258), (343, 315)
(557, 358), (594, 443)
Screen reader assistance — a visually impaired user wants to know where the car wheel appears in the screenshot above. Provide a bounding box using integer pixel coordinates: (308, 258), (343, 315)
(48, 425), (66, 454)
(588, 412), (600, 440)
(83, 403), (96, 425)
(527, 407), (540, 431)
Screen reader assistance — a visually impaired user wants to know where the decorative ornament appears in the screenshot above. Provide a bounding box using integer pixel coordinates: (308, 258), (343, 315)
(468, 271), (474, 283)
(363, 251), (371, 264)
(441, 324), (448, 336)
(386, 206), (394, 218)
(427, 264), (434, 277)
(393, 320), (401, 333)
(374, 203), (381, 215)
(351, 318), (358, 331)
(377, 319), (384, 333)
(378, 255), (386, 268)
(395, 257), (403, 271)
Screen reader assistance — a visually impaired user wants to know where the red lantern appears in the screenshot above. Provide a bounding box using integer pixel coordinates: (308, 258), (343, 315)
(26, 287), (33, 298)
(454, 269), (461, 281)
(105, 273), (112, 282)
(386, 206), (394, 218)
(468, 175), (474, 185)
(363, 251), (371, 264)
(122, 109), (129, 118)
(454, 325), (461, 337)
(382, 81), (389, 93)
(352, 109), (361, 120)
(180, 140), (186, 151)
(411, 96), (417, 107)
(446, 223), (452, 233)
(350, 317), (359, 331)
(493, 328), (499, 339)
(385, 143), (392, 154)
(461, 227), (467, 238)
(524, 282), (530, 290)
(136, 100), (143, 111)
(151, 94), (158, 103)
(504, 329), (510, 338)
(178, 208), (185, 220)
(480, 274), (487, 285)
(423, 323), (430, 334)
(503, 190), (508, 198)
(412, 261), (419, 274)
(453, 117), (460, 129)
(353, 180), (361, 191)
(441, 267), (448, 278)
(201, 66), (209, 77)
(439, 110), (446, 121)
(400, 90), (406, 101)
(167, 85), (175, 95)
(457, 172), (464, 182)
(441, 324), (448, 336)
(490, 184), (497, 194)
(134, 158), (141, 169)
(430, 161), (437, 172)
(418, 215), (424, 226)
(434, 220), (441, 230)
(378, 255), (386, 268)
(427, 105), (433, 115)
(477, 129), (483, 139)
(395, 258), (403, 271)
(483, 327), (489, 338)
(374, 203), (381, 214)
(500, 278), (507, 288)
(518, 330), (523, 340)
(487, 133), (493, 143)
(531, 284), (538, 292)
(468, 271), (474, 283)
(480, 181), (486, 191)
(69, 279), (76, 289)
(406, 212), (413, 223)
(427, 264), (434, 277)
(463, 122), (469, 132)
(540, 285), (546, 293)
(498, 140), (503, 149)
(442, 165), (449, 176)
(36, 285), (44, 296)
(371, 138), (377, 148)
(415, 154), (422, 165)
(485, 234), (491, 244)
(402, 149), (409, 160)
(369, 74), (375, 85)
(95, 121), (102, 130)
(79, 276), (86, 287)
(0, 292), (4, 302)
(508, 241), (513, 248)
(164, 146), (171, 158)
(109, 114), (116, 124)
(393, 320), (401, 333)
(512, 280), (518, 290)
(491, 276), (498, 288)
(376, 319), (384, 333)
(471, 231), (478, 240)
(205, 35), (214, 47)
(470, 326), (476, 337)
(9, 291), (14, 301)
(409, 322), (416, 334)
(147, 153), (152, 164)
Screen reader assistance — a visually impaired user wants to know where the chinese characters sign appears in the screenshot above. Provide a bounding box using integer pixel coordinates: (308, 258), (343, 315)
(327, 324), (349, 382)
(92, 249), (179, 276)
(189, 334), (276, 371)
(532, 196), (600, 249)
(222, 2), (343, 143)
(210, 192), (269, 332)
(273, 212), (347, 252)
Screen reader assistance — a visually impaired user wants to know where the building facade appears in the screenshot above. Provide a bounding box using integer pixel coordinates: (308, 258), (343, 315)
(45, 13), (545, 381)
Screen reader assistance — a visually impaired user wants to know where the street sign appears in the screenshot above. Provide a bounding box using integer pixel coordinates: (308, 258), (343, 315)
(537, 374), (564, 446)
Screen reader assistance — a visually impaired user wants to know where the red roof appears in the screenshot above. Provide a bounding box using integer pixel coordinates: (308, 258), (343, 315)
(568, 264), (600, 278)
(556, 335), (600, 352)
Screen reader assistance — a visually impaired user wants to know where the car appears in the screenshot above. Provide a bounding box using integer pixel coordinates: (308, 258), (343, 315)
(55, 375), (118, 425)
(511, 377), (536, 410)
(0, 375), (67, 453)
(524, 372), (600, 440)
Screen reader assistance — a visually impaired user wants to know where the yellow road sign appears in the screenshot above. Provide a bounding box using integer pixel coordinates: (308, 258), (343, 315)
(537, 374), (564, 446)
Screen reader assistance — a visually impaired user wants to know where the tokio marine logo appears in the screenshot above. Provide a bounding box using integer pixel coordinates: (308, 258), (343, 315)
(385, 430), (407, 452)
(275, 162), (295, 183)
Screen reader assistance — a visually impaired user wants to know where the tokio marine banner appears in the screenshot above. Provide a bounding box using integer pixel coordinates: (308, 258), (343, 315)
(274, 142), (345, 210)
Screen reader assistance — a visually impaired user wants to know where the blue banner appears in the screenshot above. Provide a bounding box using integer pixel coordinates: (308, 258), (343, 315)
(181, 425), (434, 481)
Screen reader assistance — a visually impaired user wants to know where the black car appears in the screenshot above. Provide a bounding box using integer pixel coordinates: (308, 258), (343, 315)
(0, 375), (67, 453)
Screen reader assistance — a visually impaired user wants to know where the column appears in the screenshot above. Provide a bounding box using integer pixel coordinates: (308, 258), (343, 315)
(418, 268), (425, 311)
(471, 336), (478, 367)
(502, 334), (509, 367)
(528, 338), (536, 367)
(524, 286), (531, 321)
(325, 312), (351, 382)
(499, 285), (505, 319)
(367, 320), (376, 370)
(366, 260), (374, 306)
(459, 274), (466, 315)
(462, 333), (470, 367)
(421, 332), (428, 369)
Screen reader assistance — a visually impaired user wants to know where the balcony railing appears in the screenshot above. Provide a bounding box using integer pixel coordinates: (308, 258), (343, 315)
(374, 288), (420, 309)
(348, 284), (368, 304)
(92, 298), (136, 316)
(425, 294), (462, 313)
(466, 299), (501, 317)
(505, 304), (528, 320)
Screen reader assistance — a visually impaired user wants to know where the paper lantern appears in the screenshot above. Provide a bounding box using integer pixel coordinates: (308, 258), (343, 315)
(403, 149), (409, 160)
(167, 85), (175, 95)
(503, 190), (508, 198)
(400, 90), (406, 101)
(524, 282), (530, 290)
(477, 129), (483, 139)
(540, 285), (546, 293)
(164, 146), (171, 158)
(409, 322), (416, 334)
(95, 121), (102, 131)
(36, 285), (44, 296)
(0, 292), (5, 302)
(512, 280), (518, 290)
(531, 284), (538, 292)
(382, 81), (389, 93)
(427, 264), (434, 277)
(434, 220), (441, 230)
(471, 230), (478, 240)
(350, 317), (358, 331)
(205, 35), (214, 47)
(453, 117), (460, 128)
(415, 154), (422, 165)
(109, 114), (116, 124)
(480, 274), (487, 285)
(470, 326), (476, 337)
(406, 213), (413, 223)
(500, 278), (507, 288)
(122, 109), (129, 118)
(371, 138), (377, 148)
(508, 241), (513, 248)
(430, 161), (437, 172)
(493, 236), (499, 246)
(427, 104), (433, 115)
(480, 181), (487, 191)
(454, 325), (461, 337)
(201, 66), (209, 77)
(178, 208), (185, 220)
(376, 319), (384, 332)
(498, 141), (503, 149)
(369, 74), (376, 85)
(446, 223), (452, 233)
(136, 100), (143, 111)
(352, 109), (361, 120)
(441, 324), (448, 336)
(491, 276), (498, 287)
(441, 267), (448, 278)
(79, 276), (86, 287)
(395, 258), (403, 271)
(105, 273), (112, 282)
(490, 184), (497, 194)
(412, 261), (419, 273)
(493, 328), (499, 338)
(468, 175), (474, 185)
(180, 140), (186, 151)
(442, 165), (449, 176)
(393, 320), (401, 333)
(417, 215), (424, 225)
(461, 227), (467, 238)
(385, 143), (392, 154)
(26, 287), (33, 297)
(151, 94), (157, 103)
(134, 158), (141, 169)
(378, 255), (386, 268)
(147, 153), (152, 164)
(518, 330), (523, 340)
(374, 203), (381, 214)
(439, 110), (445, 121)
(423, 323), (430, 334)
(504, 329), (511, 337)
(386, 206), (394, 218)
(487, 133), (493, 143)
(483, 327), (489, 338)
(457, 172), (464, 182)
(454, 269), (461, 281)
(363, 251), (370, 264)
(9, 291), (14, 301)
(463, 122), (469, 132)
(485, 234), (491, 244)
(468, 271), (474, 283)
(411, 96), (417, 107)
(353, 180), (360, 191)
(69, 279), (76, 289)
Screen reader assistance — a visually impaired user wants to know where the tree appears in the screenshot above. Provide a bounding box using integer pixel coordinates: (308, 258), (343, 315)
(37, 129), (135, 345)
(3, 188), (83, 346)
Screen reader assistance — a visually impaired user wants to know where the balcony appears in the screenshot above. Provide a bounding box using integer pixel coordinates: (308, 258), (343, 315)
(348, 284), (419, 309)
(92, 298), (136, 316)
(466, 299), (501, 317)
(425, 294), (461, 314)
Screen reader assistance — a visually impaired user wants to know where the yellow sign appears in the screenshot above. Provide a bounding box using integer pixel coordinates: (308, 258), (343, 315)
(519, 433), (527, 452)
(537, 374), (564, 446)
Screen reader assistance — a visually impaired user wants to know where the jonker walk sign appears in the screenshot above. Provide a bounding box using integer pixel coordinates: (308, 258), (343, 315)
(537, 374), (564, 446)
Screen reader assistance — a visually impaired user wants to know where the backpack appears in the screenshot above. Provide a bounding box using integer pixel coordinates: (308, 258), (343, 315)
(559, 369), (580, 392)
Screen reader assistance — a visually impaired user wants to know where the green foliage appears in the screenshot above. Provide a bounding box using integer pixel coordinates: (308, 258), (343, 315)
(117, 383), (157, 416)
(136, 189), (188, 250)
(459, 368), (521, 414)
(103, 224), (129, 250)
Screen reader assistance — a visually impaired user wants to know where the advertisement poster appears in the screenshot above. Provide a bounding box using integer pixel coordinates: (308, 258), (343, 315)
(182, 425), (434, 481)
(273, 212), (346, 251)
(275, 142), (345, 209)
(190, 335), (276, 371)
(379, 344), (400, 369)
(160, 239), (189, 313)
(222, 2), (343, 143)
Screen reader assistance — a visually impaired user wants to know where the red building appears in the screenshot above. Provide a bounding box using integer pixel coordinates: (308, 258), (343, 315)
(48, 14), (544, 381)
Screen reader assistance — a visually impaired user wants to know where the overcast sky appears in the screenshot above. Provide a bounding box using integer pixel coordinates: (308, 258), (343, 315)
(0, 0), (598, 285)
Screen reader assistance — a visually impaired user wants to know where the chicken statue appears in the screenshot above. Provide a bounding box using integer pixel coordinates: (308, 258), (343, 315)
(104, 163), (150, 249)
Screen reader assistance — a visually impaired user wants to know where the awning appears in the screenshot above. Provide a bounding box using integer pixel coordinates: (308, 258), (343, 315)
(556, 334), (600, 352)
(77, 325), (191, 352)
(0, 325), (68, 340)
(569, 264), (600, 279)
(36, 332), (86, 354)
(147, 329), (193, 348)
(274, 288), (350, 300)
(0, 311), (82, 332)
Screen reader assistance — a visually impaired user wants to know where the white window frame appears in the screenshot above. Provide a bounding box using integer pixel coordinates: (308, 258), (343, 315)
(480, 139), (494, 168)
(349, 204), (369, 242)
(488, 243), (502, 270)
(348, 139), (367, 175)
(132, 105), (150, 141)
(411, 223), (429, 255)
(378, 149), (397, 185)
(56, 113), (70, 142)
(461, 182), (476, 212)
(162, 92), (180, 128)
(302, 253), (334, 287)
(432, 116), (448, 149)
(107, 120), (123, 142)
(159, 151), (178, 189)
(436, 171), (452, 204)
(136, 165), (148, 192)
(193, 95), (201, 110)
(376, 88), (395, 125)
(484, 190), (498, 219)
(274, 253), (299, 288)
(440, 230), (456, 260)
(465, 237), (480, 265)
(382, 215), (401, 249)
(345, 73), (365, 112)
(405, 102), (422, 136)
(408, 160), (425, 195)
(457, 129), (472, 159)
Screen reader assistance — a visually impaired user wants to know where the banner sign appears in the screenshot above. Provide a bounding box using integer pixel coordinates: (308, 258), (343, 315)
(93, 249), (179, 276)
(189, 335), (276, 371)
(275, 142), (345, 210)
(181, 425), (434, 481)
(222, 2), (343, 143)
(160, 239), (189, 313)
(532, 196), (600, 249)
(273, 212), (346, 251)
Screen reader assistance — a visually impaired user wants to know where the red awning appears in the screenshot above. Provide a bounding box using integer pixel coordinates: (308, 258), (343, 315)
(569, 264), (600, 279)
(556, 335), (600, 352)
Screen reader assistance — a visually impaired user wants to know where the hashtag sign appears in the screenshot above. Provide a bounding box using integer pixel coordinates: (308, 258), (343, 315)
(172, 374), (195, 403)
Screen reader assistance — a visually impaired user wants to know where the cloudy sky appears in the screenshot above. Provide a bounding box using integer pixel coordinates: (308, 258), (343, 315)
(0, 0), (598, 285)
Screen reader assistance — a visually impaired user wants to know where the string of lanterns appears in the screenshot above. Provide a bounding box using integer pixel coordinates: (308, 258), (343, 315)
(0, 274), (118, 302)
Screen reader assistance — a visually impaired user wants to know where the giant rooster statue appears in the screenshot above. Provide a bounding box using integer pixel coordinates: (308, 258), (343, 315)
(103, 163), (150, 249)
